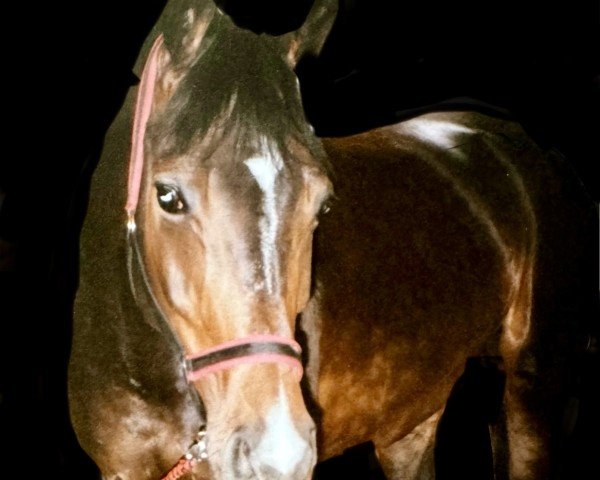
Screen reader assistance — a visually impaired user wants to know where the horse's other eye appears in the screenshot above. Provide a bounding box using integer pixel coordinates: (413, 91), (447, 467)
(156, 183), (187, 214)
(319, 202), (331, 216)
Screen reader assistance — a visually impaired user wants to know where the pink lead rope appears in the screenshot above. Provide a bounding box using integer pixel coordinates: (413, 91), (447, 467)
(160, 428), (208, 480)
(126, 34), (164, 232)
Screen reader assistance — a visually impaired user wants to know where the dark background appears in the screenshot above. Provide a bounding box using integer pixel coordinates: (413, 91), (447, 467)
(1, 0), (598, 478)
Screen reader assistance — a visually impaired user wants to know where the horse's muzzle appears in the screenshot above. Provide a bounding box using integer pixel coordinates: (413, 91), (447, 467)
(222, 419), (316, 480)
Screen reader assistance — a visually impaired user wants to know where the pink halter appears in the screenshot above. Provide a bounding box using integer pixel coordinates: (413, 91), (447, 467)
(125, 35), (304, 383)
(127, 32), (308, 480)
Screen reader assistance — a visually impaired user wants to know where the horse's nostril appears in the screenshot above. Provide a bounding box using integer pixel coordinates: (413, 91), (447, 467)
(230, 435), (254, 478)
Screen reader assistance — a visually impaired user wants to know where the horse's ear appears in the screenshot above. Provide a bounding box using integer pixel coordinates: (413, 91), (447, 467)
(162, 4), (218, 70)
(281, 0), (338, 67)
(152, 5), (219, 110)
(150, 43), (179, 112)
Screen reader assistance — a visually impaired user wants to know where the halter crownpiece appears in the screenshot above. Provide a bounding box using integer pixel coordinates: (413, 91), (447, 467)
(126, 34), (164, 232)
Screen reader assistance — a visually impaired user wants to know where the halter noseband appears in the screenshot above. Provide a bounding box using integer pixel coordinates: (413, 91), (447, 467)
(126, 35), (304, 384)
(186, 334), (303, 382)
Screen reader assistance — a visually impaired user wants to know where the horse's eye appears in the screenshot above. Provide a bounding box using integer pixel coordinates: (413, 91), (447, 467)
(319, 202), (331, 216)
(156, 183), (187, 214)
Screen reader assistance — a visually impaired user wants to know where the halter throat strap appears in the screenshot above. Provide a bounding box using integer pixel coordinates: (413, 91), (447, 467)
(186, 334), (303, 382)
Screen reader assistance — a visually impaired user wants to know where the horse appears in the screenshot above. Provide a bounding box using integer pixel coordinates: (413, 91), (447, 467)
(68, 1), (597, 479)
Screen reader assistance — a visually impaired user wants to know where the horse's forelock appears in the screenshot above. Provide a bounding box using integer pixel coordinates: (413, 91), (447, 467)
(147, 30), (319, 169)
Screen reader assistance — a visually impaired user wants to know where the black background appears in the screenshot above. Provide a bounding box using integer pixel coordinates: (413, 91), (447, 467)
(1, 0), (598, 478)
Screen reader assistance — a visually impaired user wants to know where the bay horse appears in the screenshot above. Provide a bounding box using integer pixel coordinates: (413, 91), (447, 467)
(68, 1), (597, 479)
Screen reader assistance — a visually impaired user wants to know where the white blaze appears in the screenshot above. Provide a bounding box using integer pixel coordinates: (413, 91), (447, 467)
(244, 141), (283, 295)
(254, 384), (310, 475)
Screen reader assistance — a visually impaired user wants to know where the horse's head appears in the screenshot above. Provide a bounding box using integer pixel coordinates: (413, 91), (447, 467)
(130, 3), (335, 478)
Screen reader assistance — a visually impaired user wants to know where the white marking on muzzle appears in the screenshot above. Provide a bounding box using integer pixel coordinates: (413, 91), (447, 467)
(244, 140), (283, 295)
(254, 384), (310, 475)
